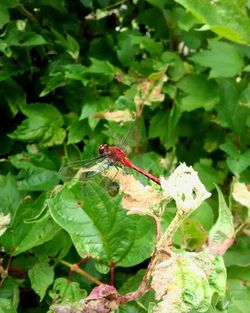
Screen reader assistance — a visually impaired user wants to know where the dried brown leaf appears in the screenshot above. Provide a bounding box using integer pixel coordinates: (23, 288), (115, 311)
(104, 168), (163, 216)
(93, 109), (136, 123)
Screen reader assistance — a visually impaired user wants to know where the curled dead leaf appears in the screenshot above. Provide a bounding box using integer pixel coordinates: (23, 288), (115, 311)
(134, 70), (168, 114)
(93, 109), (136, 123)
(104, 168), (164, 216)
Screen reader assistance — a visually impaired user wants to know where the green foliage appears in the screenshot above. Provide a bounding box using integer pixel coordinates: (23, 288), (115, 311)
(28, 261), (54, 301)
(0, 0), (249, 312)
(48, 179), (155, 267)
(9, 103), (66, 146)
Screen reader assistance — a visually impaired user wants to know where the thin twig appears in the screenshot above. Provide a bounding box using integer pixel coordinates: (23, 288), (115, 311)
(18, 5), (37, 22)
(60, 260), (102, 286)
(152, 214), (162, 241)
(68, 257), (90, 282)
(109, 261), (116, 286)
(157, 210), (186, 251)
(0, 256), (12, 288)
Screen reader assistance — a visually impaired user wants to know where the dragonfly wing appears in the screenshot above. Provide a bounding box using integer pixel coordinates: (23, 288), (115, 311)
(59, 157), (110, 182)
(76, 159), (111, 180)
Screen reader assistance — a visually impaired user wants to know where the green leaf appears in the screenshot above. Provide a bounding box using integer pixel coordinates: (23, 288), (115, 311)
(10, 145), (60, 171)
(149, 107), (181, 148)
(10, 158), (59, 191)
(0, 301), (16, 313)
(67, 120), (90, 144)
(224, 234), (250, 266)
(32, 231), (72, 261)
(0, 278), (19, 313)
(0, 59), (25, 81)
(227, 265), (250, 284)
(9, 103), (66, 146)
(28, 261), (54, 301)
(119, 270), (155, 312)
(116, 30), (162, 69)
(48, 180), (155, 267)
(119, 270), (146, 294)
(49, 277), (87, 303)
(175, 0), (250, 44)
(194, 159), (225, 191)
(226, 151), (250, 176)
(145, 0), (168, 10)
(227, 265), (250, 312)
(227, 278), (250, 313)
(80, 0), (93, 8)
(137, 7), (169, 39)
(216, 79), (248, 135)
(151, 252), (227, 312)
(180, 218), (208, 251)
(0, 6), (9, 30)
(208, 185), (234, 255)
(35, 0), (67, 13)
(40, 64), (89, 97)
(0, 1), (18, 29)
(0, 174), (20, 216)
(51, 29), (80, 59)
(39, 72), (66, 97)
(0, 79), (26, 116)
(62, 64), (88, 84)
(161, 51), (186, 81)
(239, 84), (250, 108)
(19, 169), (59, 191)
(1, 193), (61, 255)
(1, 1), (20, 9)
(130, 35), (163, 57)
(191, 41), (244, 78)
(117, 31), (140, 67)
(88, 58), (115, 74)
(64, 34), (80, 59)
(9, 146), (60, 191)
(177, 74), (219, 111)
(0, 21), (46, 55)
(16, 32), (46, 47)
(220, 142), (250, 176)
(0, 2), (250, 310)
(79, 100), (99, 130)
(191, 201), (214, 231)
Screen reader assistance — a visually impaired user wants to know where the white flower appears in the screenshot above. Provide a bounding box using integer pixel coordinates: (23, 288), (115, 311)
(161, 163), (211, 213)
(0, 213), (11, 237)
(232, 181), (250, 210)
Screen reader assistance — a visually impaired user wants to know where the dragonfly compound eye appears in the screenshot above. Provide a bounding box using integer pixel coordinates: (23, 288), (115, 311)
(99, 144), (109, 155)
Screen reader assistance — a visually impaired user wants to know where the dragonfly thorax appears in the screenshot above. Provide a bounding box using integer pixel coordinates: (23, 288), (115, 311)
(98, 144), (128, 164)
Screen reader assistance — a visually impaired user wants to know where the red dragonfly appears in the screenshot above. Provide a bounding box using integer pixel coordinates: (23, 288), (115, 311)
(60, 144), (160, 185)
(98, 144), (160, 185)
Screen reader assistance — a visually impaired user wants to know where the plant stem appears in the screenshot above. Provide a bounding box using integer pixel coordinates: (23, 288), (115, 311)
(18, 5), (37, 21)
(59, 260), (102, 286)
(157, 210), (186, 251)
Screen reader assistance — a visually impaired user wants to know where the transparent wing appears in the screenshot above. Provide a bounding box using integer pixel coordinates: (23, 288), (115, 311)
(103, 120), (147, 155)
(59, 156), (109, 182)
(59, 157), (121, 198)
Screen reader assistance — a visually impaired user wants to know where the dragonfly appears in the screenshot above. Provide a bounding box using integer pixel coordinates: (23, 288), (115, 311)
(60, 144), (160, 185)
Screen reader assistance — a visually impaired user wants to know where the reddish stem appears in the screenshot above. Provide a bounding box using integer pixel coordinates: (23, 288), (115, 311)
(109, 261), (116, 286)
(0, 255), (12, 288)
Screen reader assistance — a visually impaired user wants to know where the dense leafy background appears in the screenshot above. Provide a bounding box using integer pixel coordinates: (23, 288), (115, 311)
(0, 0), (250, 312)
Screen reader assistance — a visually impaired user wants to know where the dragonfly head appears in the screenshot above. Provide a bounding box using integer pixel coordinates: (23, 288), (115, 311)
(99, 143), (109, 155)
